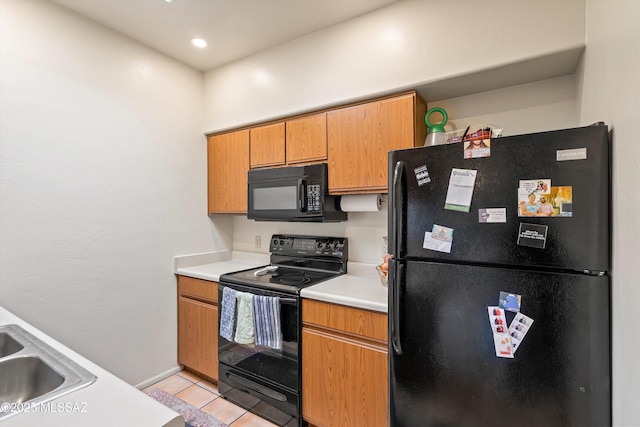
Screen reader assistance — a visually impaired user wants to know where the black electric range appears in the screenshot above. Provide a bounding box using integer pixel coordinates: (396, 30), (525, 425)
(217, 234), (347, 427)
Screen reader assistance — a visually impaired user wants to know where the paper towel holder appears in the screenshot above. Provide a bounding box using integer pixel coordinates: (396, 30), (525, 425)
(339, 194), (385, 212)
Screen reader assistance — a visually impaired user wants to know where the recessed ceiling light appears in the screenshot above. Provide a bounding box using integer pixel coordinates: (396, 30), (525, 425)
(164, 0), (173, 3)
(191, 38), (208, 48)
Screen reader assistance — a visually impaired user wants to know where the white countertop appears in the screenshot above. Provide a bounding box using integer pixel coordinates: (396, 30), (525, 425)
(174, 251), (388, 313)
(174, 250), (270, 282)
(300, 267), (388, 313)
(176, 260), (267, 282)
(0, 307), (183, 427)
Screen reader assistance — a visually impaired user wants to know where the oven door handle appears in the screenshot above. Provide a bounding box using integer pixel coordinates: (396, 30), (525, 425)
(226, 372), (287, 402)
(221, 284), (297, 305)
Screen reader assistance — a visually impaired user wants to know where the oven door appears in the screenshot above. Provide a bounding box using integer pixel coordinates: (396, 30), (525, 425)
(218, 282), (301, 427)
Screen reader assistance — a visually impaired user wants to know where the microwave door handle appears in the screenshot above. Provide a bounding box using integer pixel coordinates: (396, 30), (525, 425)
(297, 179), (306, 212)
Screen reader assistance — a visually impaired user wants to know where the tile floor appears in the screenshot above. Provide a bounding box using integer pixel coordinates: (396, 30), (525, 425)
(144, 370), (277, 427)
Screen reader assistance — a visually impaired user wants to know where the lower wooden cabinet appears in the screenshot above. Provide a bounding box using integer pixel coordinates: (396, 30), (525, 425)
(177, 275), (218, 382)
(302, 299), (388, 427)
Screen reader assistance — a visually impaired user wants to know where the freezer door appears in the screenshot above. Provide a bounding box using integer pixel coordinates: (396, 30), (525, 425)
(387, 125), (610, 272)
(389, 261), (610, 427)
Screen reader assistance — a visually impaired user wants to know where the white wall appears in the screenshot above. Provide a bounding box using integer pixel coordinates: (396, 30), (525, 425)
(577, 1), (640, 424)
(0, 0), (231, 385)
(203, 0), (584, 133)
(431, 75), (577, 137)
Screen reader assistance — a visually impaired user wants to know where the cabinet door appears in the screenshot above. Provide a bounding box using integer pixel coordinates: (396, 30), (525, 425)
(178, 296), (218, 381)
(302, 328), (388, 427)
(286, 113), (327, 164)
(207, 130), (249, 213)
(250, 122), (285, 168)
(327, 93), (417, 194)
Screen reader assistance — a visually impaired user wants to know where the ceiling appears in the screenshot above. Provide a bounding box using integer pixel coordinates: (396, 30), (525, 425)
(52, 0), (399, 72)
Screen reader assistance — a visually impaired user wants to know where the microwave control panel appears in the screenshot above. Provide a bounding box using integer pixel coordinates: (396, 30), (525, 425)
(307, 184), (321, 213)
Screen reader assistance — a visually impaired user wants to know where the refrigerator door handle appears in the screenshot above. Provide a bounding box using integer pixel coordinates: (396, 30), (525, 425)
(391, 160), (407, 257)
(390, 259), (404, 355)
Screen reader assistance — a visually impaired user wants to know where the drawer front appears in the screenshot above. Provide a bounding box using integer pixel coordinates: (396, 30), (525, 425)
(178, 275), (218, 303)
(302, 299), (387, 344)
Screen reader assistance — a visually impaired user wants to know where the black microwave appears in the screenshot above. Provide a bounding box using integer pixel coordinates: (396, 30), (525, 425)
(247, 163), (347, 222)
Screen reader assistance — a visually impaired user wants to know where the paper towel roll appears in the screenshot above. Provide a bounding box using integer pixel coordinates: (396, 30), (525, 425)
(340, 194), (383, 212)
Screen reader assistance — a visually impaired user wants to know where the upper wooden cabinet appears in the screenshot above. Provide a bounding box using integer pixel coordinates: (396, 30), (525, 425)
(206, 90), (425, 209)
(249, 113), (328, 169)
(250, 122), (286, 168)
(327, 92), (426, 194)
(207, 129), (249, 214)
(285, 113), (327, 165)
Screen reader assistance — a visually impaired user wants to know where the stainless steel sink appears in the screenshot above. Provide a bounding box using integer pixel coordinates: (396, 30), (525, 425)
(0, 331), (24, 357)
(0, 324), (97, 420)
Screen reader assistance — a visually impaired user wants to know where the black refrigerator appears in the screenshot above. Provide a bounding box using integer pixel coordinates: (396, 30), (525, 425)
(387, 124), (611, 427)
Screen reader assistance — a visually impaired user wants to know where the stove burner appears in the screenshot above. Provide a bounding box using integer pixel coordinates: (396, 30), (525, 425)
(274, 271), (311, 285)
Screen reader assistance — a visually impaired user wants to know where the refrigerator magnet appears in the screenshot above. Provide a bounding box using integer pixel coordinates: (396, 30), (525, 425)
(517, 223), (548, 249)
(478, 208), (507, 223)
(444, 169), (477, 213)
(414, 165), (431, 186)
(519, 179), (551, 195)
(464, 138), (491, 159)
(423, 224), (454, 254)
(487, 307), (514, 359)
(549, 186), (573, 217)
(518, 182), (573, 218)
(509, 312), (534, 354)
(499, 291), (521, 313)
(493, 335), (514, 358)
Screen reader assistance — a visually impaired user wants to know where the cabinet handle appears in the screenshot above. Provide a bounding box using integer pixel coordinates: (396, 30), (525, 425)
(226, 372), (287, 402)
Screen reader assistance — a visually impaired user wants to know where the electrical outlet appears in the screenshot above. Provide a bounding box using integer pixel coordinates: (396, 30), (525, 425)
(254, 235), (261, 249)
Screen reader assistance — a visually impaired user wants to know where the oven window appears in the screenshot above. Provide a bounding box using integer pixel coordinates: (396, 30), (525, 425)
(219, 295), (299, 391)
(253, 186), (298, 210)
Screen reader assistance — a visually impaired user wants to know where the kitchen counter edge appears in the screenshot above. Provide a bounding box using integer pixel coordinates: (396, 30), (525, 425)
(0, 307), (183, 427)
(174, 255), (388, 313)
(301, 271), (388, 314)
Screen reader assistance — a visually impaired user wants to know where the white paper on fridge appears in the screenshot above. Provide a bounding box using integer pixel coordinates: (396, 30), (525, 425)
(423, 225), (454, 254)
(487, 306), (514, 359)
(444, 169), (478, 213)
(508, 312), (534, 354)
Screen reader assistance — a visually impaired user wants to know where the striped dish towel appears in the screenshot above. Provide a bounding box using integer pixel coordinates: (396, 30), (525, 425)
(252, 295), (283, 350)
(219, 287), (237, 341)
